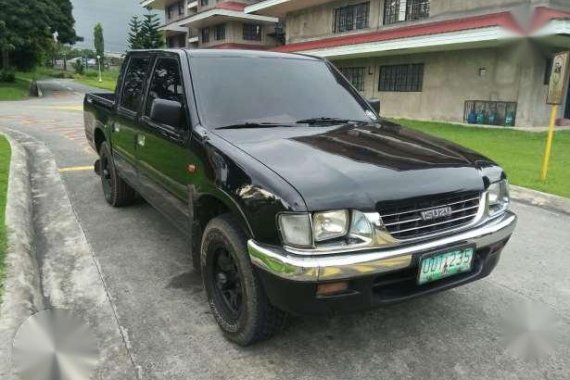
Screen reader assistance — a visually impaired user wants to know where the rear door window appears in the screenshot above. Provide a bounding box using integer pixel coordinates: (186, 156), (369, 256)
(120, 56), (151, 112)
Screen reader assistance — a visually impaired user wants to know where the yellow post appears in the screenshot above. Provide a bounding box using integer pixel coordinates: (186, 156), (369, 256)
(540, 105), (558, 181)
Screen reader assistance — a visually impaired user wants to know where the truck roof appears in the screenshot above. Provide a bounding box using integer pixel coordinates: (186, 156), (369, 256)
(126, 48), (322, 62)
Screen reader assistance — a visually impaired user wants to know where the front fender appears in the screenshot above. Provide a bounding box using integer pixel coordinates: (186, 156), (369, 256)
(192, 132), (307, 246)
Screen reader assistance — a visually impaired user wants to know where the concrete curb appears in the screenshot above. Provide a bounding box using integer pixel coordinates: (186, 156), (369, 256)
(0, 130), (138, 380)
(510, 185), (570, 215)
(0, 134), (45, 378)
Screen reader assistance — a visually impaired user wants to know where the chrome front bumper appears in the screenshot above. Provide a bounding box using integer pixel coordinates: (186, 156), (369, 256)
(248, 211), (517, 282)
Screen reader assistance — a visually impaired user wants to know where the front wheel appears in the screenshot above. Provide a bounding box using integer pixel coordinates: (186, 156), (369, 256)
(201, 214), (287, 346)
(99, 142), (136, 207)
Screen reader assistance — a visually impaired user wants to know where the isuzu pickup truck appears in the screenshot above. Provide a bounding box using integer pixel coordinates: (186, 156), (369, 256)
(84, 49), (517, 345)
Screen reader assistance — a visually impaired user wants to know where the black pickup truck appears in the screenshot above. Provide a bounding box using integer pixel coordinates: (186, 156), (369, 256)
(84, 49), (517, 345)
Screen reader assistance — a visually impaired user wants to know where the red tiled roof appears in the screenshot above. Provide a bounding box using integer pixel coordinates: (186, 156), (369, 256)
(207, 43), (268, 50)
(273, 11), (522, 53)
(531, 6), (570, 31)
(214, 1), (246, 11)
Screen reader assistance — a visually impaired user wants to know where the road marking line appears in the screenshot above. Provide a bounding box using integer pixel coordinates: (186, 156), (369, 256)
(58, 165), (93, 173)
(33, 105), (83, 111)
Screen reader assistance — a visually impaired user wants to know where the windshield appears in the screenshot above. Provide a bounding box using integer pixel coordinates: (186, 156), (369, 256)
(189, 55), (373, 128)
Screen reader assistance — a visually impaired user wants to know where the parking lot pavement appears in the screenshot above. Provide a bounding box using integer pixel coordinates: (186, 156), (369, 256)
(1, 87), (570, 379)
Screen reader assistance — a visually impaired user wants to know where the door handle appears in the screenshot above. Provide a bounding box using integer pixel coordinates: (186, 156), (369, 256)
(137, 134), (146, 147)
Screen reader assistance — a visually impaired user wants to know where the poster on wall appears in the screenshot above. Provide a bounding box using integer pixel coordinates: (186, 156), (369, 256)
(547, 51), (570, 105)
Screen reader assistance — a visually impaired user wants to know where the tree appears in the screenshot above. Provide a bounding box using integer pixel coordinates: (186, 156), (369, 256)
(93, 23), (105, 69)
(59, 43), (72, 71)
(72, 59), (84, 75)
(0, 0), (79, 70)
(140, 9), (164, 49)
(127, 16), (144, 50)
(0, 20), (12, 69)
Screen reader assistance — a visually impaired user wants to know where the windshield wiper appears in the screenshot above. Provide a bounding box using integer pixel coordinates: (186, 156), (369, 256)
(216, 122), (294, 130)
(296, 117), (356, 125)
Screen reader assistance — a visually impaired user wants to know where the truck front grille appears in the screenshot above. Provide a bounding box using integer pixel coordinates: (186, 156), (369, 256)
(379, 192), (482, 241)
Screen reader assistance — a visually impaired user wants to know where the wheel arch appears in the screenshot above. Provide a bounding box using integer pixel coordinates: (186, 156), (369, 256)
(193, 192), (254, 240)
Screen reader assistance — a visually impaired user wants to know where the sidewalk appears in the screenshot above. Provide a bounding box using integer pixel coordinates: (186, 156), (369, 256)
(0, 130), (138, 380)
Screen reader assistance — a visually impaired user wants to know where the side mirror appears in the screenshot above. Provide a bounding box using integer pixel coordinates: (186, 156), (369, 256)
(368, 98), (381, 114)
(150, 98), (182, 128)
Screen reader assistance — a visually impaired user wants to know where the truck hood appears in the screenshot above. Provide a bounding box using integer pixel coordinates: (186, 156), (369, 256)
(213, 121), (494, 211)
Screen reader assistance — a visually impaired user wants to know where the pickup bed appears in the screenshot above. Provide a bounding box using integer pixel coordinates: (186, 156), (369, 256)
(84, 49), (517, 346)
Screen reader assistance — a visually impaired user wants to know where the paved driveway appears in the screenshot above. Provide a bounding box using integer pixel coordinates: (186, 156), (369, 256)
(1, 80), (570, 380)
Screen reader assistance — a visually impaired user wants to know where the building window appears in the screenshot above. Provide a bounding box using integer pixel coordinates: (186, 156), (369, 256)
(384, 0), (430, 25)
(379, 64), (424, 92)
(166, 4), (175, 20)
(544, 57), (553, 85)
(178, 1), (185, 16)
(339, 67), (366, 91)
(200, 0), (209, 6)
(243, 24), (262, 41)
(214, 24), (226, 40)
(333, 2), (370, 33)
(201, 28), (210, 43)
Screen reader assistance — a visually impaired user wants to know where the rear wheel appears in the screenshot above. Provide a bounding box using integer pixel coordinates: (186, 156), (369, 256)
(201, 214), (287, 346)
(99, 142), (136, 207)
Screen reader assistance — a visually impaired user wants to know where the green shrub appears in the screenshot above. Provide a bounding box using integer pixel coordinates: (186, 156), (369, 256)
(72, 60), (85, 75)
(0, 70), (16, 83)
(84, 71), (98, 78)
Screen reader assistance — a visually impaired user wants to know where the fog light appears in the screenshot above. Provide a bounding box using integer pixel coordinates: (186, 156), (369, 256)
(317, 282), (349, 296)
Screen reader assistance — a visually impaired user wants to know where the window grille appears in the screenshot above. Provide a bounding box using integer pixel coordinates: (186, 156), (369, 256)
(464, 101), (518, 127)
(340, 67), (366, 91)
(333, 2), (370, 33)
(243, 24), (262, 41)
(214, 24), (226, 40)
(384, 0), (430, 25)
(201, 28), (210, 43)
(379, 64), (424, 92)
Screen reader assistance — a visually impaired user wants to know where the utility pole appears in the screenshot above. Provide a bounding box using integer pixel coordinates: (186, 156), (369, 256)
(97, 55), (102, 83)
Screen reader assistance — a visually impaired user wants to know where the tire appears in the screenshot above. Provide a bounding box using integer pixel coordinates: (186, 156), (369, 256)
(201, 214), (287, 346)
(191, 224), (202, 275)
(99, 141), (136, 207)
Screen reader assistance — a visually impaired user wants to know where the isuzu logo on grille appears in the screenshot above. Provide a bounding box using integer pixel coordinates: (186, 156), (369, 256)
(421, 206), (453, 221)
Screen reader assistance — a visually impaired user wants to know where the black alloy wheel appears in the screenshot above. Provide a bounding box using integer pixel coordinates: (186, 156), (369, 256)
(212, 247), (243, 322)
(201, 214), (287, 345)
(100, 150), (113, 202)
(98, 141), (136, 207)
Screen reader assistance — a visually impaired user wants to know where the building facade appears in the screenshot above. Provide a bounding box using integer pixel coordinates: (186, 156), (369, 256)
(143, 0), (570, 128)
(141, 0), (281, 50)
(244, 0), (570, 128)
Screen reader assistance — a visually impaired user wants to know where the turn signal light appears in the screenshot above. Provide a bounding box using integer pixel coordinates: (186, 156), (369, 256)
(317, 282), (349, 296)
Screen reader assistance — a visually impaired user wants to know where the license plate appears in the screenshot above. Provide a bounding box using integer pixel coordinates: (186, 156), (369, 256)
(418, 247), (474, 285)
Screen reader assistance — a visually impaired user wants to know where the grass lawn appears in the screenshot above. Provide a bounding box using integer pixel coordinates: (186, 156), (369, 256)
(16, 67), (117, 91)
(0, 136), (11, 293)
(0, 79), (29, 101)
(73, 70), (118, 91)
(395, 119), (570, 198)
(16, 67), (74, 82)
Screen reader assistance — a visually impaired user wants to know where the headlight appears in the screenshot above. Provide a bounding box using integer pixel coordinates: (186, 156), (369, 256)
(349, 210), (375, 243)
(487, 180), (510, 217)
(313, 210), (349, 242)
(278, 213), (312, 247)
(278, 210), (390, 253)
